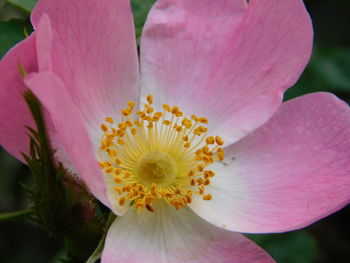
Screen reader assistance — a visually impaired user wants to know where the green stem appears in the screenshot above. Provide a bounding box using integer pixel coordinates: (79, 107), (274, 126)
(0, 209), (32, 221)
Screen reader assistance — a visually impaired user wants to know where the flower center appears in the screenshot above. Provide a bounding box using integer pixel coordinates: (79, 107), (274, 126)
(98, 95), (225, 212)
(136, 151), (177, 185)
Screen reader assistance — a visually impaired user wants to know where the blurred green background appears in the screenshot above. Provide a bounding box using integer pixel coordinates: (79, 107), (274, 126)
(0, 0), (349, 262)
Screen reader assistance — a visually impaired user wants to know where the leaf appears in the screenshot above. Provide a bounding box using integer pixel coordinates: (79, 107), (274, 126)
(85, 213), (116, 263)
(0, 209), (31, 221)
(284, 46), (350, 101)
(0, 20), (27, 57)
(131, 0), (156, 36)
(247, 231), (317, 263)
(0, 1), (26, 21)
(6, 0), (37, 13)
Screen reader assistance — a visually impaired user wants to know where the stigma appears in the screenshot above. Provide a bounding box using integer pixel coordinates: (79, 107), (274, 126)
(98, 95), (225, 212)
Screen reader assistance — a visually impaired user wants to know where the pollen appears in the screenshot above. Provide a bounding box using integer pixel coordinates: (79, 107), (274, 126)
(98, 94), (225, 212)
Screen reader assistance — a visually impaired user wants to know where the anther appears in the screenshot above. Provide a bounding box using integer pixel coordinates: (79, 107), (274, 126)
(147, 95), (153, 104)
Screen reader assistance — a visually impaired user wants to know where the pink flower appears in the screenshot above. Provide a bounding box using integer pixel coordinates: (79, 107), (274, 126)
(1, 0), (350, 262)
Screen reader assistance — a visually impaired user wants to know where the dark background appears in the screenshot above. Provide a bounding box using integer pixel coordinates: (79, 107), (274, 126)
(0, 0), (349, 262)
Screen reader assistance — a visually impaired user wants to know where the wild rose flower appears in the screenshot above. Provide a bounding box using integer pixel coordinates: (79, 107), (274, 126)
(1, 0), (350, 262)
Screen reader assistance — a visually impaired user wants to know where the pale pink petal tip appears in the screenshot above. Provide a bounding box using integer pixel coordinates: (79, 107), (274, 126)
(102, 203), (275, 263)
(190, 93), (350, 233)
(140, 0), (313, 144)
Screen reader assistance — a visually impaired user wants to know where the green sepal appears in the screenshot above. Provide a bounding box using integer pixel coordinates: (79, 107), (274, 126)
(85, 213), (117, 263)
(22, 90), (111, 262)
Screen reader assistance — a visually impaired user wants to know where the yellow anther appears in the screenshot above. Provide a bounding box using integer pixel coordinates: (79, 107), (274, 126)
(175, 111), (183, 117)
(184, 142), (191, 148)
(215, 136), (224, 146)
(198, 126), (208, 133)
(145, 104), (154, 114)
(162, 104), (171, 112)
(202, 155), (212, 163)
(197, 178), (204, 185)
(134, 120), (141, 127)
(193, 129), (201, 136)
(176, 126), (183, 133)
(115, 168), (122, 175)
(145, 195), (155, 204)
(123, 172), (131, 179)
(199, 187), (205, 195)
(198, 117), (208, 124)
(152, 116), (160, 122)
(128, 101), (135, 108)
(162, 120), (171, 126)
(101, 124), (108, 132)
(154, 112), (163, 118)
(203, 194), (212, 200)
(190, 179), (196, 186)
(121, 109), (131, 116)
(182, 119), (192, 129)
(135, 201), (144, 209)
(202, 145), (210, 155)
(150, 184), (158, 195)
(203, 179), (211, 186)
(99, 162), (106, 169)
(188, 170), (195, 177)
(117, 139), (125, 145)
(114, 177), (122, 184)
(147, 123), (153, 129)
(147, 94), (153, 104)
(191, 115), (198, 121)
(119, 196), (127, 206)
(125, 120), (132, 127)
(105, 167), (114, 174)
(105, 117), (114, 124)
(118, 123), (127, 130)
(114, 187), (123, 195)
(183, 135), (189, 141)
(130, 127), (137, 135)
(171, 105), (179, 114)
(111, 128), (118, 135)
(107, 149), (117, 156)
(114, 158), (122, 165)
(217, 151), (225, 161)
(195, 149), (202, 155)
(206, 136), (215, 145)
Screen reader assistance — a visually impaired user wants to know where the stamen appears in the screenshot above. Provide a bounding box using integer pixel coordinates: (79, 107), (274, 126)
(98, 96), (225, 212)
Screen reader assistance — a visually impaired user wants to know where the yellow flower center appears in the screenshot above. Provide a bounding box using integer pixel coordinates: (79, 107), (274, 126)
(137, 151), (177, 185)
(98, 95), (225, 212)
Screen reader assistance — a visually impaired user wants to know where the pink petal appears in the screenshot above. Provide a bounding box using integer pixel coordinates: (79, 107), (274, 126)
(102, 202), (275, 263)
(24, 71), (111, 209)
(36, 13), (52, 71)
(0, 34), (66, 168)
(189, 93), (350, 233)
(31, 0), (140, 128)
(0, 35), (37, 161)
(140, 0), (312, 144)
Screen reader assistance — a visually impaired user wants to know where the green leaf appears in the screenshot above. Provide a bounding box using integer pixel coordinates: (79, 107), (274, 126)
(6, 0), (37, 13)
(131, 0), (156, 37)
(0, 2), (26, 21)
(247, 231), (317, 263)
(0, 209), (31, 221)
(85, 213), (116, 263)
(0, 20), (28, 57)
(285, 46), (350, 101)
